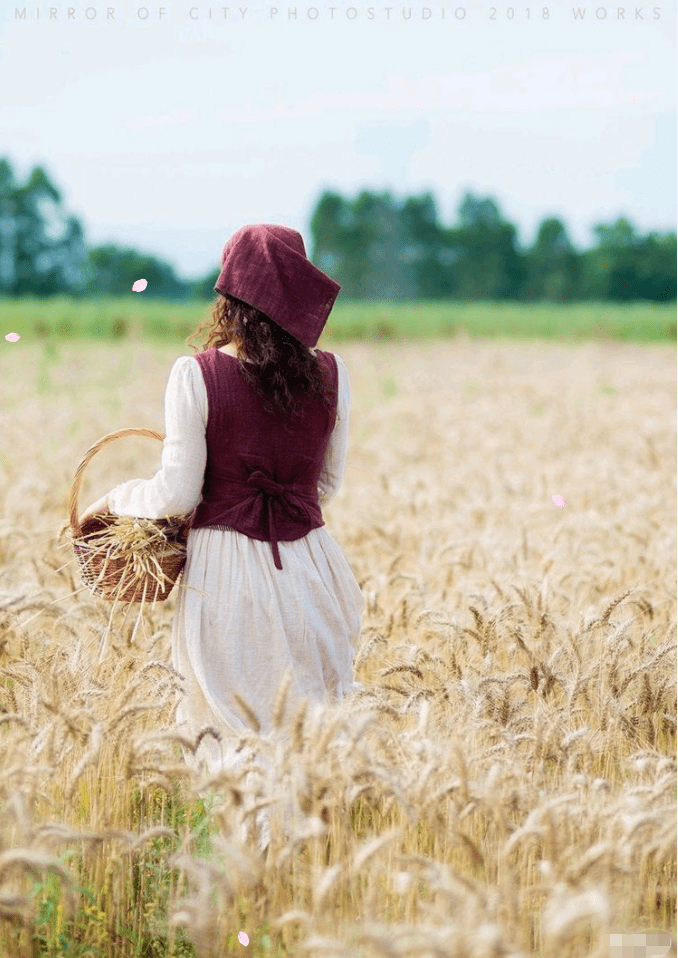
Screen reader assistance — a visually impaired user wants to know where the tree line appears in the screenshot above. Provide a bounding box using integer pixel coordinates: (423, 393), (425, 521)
(0, 158), (675, 304)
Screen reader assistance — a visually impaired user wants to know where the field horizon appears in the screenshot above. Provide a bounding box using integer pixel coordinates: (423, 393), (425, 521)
(1, 295), (676, 345)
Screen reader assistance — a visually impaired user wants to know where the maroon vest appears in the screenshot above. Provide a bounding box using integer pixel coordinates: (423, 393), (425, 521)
(190, 348), (339, 571)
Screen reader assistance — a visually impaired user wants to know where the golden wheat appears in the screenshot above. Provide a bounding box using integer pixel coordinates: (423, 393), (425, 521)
(0, 337), (674, 958)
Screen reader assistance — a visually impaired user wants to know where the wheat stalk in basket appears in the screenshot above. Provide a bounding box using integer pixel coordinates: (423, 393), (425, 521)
(66, 428), (193, 607)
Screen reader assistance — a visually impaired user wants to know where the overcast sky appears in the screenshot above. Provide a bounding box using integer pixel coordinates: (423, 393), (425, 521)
(1, 0), (675, 283)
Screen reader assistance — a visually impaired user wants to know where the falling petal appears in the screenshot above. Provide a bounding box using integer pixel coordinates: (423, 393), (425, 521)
(132, 279), (148, 292)
(5, 332), (20, 342)
(238, 931), (249, 946)
(551, 495), (568, 508)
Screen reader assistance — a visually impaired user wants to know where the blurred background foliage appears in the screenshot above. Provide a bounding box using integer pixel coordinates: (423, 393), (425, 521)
(0, 157), (675, 307)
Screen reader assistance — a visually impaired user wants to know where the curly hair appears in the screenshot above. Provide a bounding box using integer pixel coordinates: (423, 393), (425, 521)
(185, 292), (336, 428)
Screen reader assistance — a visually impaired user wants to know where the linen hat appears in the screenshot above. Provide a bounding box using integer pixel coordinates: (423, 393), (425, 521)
(214, 224), (341, 349)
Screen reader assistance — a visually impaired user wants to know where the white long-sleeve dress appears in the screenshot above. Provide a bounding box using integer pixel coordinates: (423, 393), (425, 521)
(105, 347), (365, 777)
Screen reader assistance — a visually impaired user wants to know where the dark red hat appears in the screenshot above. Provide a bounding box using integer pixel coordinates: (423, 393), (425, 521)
(214, 224), (341, 348)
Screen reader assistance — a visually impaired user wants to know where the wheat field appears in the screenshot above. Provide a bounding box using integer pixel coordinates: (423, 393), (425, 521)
(0, 334), (675, 958)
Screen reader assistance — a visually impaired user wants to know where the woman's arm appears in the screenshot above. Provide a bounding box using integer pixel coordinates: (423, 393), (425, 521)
(79, 356), (207, 524)
(317, 354), (351, 508)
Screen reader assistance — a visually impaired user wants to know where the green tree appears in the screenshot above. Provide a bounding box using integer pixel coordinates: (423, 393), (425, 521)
(451, 191), (528, 301)
(187, 266), (222, 301)
(83, 244), (187, 299)
(634, 231), (677, 302)
(588, 218), (676, 302)
(1, 162), (90, 296)
(0, 158), (17, 292)
(311, 189), (445, 300)
(522, 217), (581, 303)
(355, 190), (415, 301)
(308, 186), (675, 306)
(400, 192), (453, 299)
(310, 190), (350, 278)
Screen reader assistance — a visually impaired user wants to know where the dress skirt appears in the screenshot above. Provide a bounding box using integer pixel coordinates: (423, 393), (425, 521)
(172, 523), (365, 778)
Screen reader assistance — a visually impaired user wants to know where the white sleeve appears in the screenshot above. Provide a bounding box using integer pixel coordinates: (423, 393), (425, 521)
(317, 353), (351, 508)
(107, 356), (207, 519)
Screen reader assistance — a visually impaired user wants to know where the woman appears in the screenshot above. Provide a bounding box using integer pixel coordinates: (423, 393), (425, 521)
(79, 224), (365, 785)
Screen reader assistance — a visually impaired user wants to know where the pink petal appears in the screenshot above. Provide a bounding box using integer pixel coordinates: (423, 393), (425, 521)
(132, 279), (148, 292)
(5, 332), (21, 342)
(551, 495), (568, 507)
(238, 931), (249, 946)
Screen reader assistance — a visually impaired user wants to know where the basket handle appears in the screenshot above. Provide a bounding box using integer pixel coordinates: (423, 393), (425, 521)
(69, 427), (164, 539)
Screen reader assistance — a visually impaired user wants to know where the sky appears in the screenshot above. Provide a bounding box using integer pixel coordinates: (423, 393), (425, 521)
(0, 0), (675, 284)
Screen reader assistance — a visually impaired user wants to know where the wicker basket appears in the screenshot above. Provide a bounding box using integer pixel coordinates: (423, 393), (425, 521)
(68, 427), (193, 604)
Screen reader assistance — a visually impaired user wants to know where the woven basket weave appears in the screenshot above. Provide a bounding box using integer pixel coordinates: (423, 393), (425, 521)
(68, 427), (193, 604)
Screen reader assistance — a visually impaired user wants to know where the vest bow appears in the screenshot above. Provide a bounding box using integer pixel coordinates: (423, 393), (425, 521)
(247, 469), (313, 570)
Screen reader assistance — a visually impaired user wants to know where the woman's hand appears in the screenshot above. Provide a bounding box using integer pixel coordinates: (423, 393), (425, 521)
(79, 494), (110, 526)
